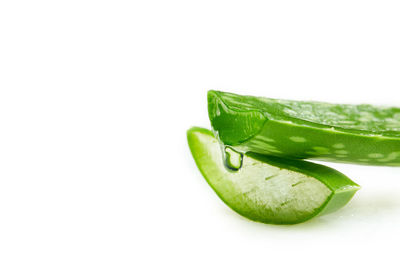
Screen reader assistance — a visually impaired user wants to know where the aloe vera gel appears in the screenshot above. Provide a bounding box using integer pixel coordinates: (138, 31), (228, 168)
(187, 127), (359, 224)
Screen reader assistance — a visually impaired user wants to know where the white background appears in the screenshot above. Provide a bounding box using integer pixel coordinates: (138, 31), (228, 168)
(1, 0), (400, 266)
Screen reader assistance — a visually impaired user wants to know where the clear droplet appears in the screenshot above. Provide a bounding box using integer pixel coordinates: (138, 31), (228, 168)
(224, 146), (243, 171)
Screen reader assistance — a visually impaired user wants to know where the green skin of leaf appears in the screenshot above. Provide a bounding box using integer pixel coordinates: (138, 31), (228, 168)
(187, 127), (360, 225)
(208, 90), (400, 166)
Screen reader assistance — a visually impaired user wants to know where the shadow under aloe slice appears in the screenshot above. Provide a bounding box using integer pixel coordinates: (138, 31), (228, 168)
(187, 127), (359, 225)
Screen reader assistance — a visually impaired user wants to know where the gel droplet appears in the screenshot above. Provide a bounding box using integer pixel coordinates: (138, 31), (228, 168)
(224, 146), (243, 171)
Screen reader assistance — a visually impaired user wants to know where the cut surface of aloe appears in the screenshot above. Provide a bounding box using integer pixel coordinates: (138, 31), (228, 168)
(187, 127), (359, 225)
(208, 90), (400, 166)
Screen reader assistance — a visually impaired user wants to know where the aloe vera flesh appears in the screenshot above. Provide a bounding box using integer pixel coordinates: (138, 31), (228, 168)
(208, 90), (400, 166)
(187, 127), (359, 225)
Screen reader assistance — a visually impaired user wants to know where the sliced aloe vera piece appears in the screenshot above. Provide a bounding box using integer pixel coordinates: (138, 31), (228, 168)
(208, 90), (400, 166)
(187, 127), (359, 225)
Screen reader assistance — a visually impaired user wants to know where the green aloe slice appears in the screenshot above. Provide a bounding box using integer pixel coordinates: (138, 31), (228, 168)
(208, 90), (400, 166)
(187, 127), (359, 225)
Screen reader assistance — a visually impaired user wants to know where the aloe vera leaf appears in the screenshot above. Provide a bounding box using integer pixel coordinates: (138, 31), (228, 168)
(208, 90), (400, 166)
(187, 127), (359, 225)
